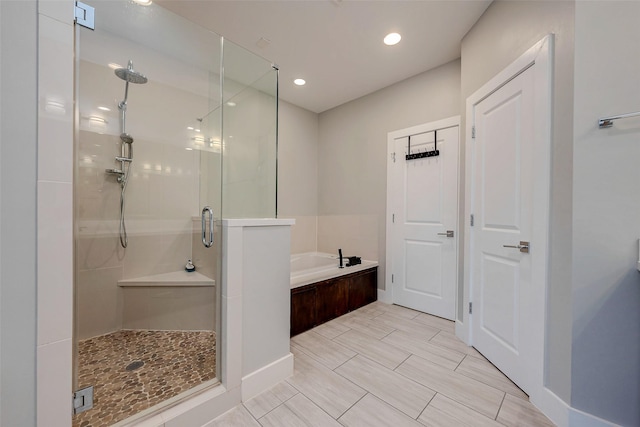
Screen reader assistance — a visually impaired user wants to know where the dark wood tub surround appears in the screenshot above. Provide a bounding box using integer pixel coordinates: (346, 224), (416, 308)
(290, 267), (377, 337)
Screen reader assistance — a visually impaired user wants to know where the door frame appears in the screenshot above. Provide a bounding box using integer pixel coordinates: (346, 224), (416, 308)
(462, 35), (553, 407)
(385, 115), (461, 311)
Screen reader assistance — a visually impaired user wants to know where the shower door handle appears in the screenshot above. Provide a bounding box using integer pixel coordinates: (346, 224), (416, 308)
(202, 206), (214, 248)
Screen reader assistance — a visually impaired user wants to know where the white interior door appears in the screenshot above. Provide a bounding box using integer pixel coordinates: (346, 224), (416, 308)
(389, 125), (459, 320)
(470, 65), (536, 394)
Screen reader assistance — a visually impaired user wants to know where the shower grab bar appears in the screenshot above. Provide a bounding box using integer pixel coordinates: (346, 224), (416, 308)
(598, 110), (640, 128)
(202, 206), (214, 248)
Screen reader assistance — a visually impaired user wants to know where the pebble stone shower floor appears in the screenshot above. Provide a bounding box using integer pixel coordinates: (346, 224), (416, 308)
(73, 330), (216, 427)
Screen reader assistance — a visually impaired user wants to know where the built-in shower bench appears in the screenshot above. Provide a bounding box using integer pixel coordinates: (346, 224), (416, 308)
(118, 271), (216, 331)
(118, 270), (215, 287)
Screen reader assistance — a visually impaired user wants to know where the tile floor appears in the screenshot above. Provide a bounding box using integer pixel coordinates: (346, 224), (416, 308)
(73, 330), (216, 427)
(211, 301), (555, 426)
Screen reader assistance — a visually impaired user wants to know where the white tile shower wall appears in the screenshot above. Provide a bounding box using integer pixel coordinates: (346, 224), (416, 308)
(38, 13), (74, 183)
(76, 267), (123, 340)
(121, 231), (193, 279)
(75, 57), (213, 337)
(37, 181), (74, 345)
(37, 338), (73, 427)
(37, 1), (75, 426)
(121, 286), (215, 331)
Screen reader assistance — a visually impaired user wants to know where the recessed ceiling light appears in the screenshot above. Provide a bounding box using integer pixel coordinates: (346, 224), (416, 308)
(98, 106), (111, 111)
(384, 32), (402, 46)
(187, 126), (194, 130)
(294, 78), (306, 86)
(185, 147), (193, 151)
(132, 0), (152, 5)
(108, 63), (123, 70)
(226, 101), (237, 107)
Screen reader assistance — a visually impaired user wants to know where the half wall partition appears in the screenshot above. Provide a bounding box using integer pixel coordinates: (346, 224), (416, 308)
(73, 2), (277, 425)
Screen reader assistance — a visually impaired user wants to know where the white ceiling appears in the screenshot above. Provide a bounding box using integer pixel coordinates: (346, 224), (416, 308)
(158, 0), (491, 113)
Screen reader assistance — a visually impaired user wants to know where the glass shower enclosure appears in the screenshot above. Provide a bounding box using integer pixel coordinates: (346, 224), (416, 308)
(73, 2), (277, 425)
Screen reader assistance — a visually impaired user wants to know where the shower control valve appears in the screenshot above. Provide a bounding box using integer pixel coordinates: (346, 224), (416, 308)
(106, 168), (125, 183)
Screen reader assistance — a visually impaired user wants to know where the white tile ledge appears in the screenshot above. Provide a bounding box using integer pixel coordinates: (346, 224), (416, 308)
(222, 218), (295, 227)
(118, 270), (215, 287)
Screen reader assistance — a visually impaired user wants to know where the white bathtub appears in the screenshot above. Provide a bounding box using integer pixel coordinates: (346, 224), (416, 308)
(290, 252), (378, 289)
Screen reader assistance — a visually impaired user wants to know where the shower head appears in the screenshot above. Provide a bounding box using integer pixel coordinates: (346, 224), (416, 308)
(120, 133), (134, 144)
(115, 61), (147, 84)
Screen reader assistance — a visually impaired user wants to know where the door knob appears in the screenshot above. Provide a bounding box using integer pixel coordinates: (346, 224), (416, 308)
(437, 230), (454, 238)
(503, 241), (529, 253)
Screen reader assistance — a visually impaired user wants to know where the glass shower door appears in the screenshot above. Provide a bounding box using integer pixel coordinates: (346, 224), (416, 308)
(73, 2), (223, 425)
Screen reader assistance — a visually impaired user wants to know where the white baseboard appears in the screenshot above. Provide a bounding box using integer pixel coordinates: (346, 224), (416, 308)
(377, 288), (392, 304)
(241, 353), (294, 401)
(455, 320), (471, 345)
(569, 406), (621, 427)
(530, 386), (621, 427)
(531, 387), (569, 427)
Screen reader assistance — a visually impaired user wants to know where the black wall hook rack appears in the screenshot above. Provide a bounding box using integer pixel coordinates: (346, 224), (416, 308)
(405, 129), (440, 160)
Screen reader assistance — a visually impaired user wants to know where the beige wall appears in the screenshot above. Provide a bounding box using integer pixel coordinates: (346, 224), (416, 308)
(1, 1), (38, 424)
(571, 2), (640, 424)
(223, 74), (278, 219)
(278, 100), (319, 254)
(317, 59), (462, 288)
(461, 0), (575, 403)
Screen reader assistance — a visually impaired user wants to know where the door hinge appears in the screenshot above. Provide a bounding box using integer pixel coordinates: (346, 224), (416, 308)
(469, 302), (473, 314)
(73, 386), (94, 414)
(392, 213), (395, 223)
(470, 214), (474, 227)
(391, 152), (396, 163)
(391, 274), (394, 283)
(75, 1), (95, 30)
(471, 126), (476, 139)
